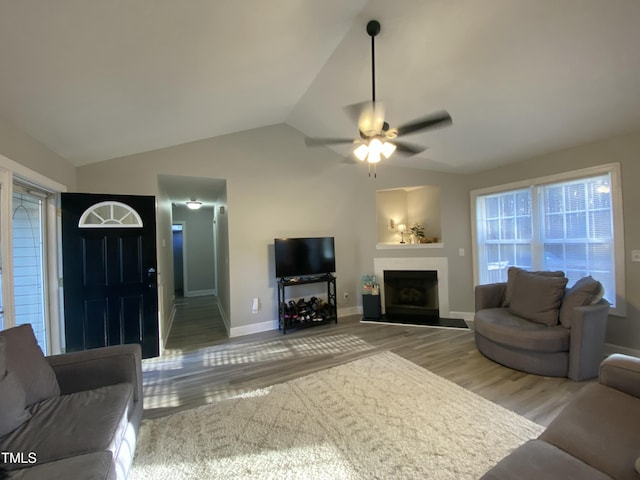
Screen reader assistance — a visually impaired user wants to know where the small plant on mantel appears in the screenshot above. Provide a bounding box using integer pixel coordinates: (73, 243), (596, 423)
(410, 223), (425, 240)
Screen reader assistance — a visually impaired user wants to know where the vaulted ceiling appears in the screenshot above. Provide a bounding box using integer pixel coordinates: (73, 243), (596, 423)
(1, 0), (640, 173)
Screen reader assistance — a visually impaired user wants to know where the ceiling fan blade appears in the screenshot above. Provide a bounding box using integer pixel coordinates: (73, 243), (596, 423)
(305, 137), (355, 147)
(393, 141), (427, 156)
(343, 101), (369, 125)
(395, 111), (452, 137)
(343, 101), (385, 135)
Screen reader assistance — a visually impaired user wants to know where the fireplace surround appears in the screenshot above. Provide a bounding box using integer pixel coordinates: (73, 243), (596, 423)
(370, 257), (467, 328)
(374, 257), (450, 317)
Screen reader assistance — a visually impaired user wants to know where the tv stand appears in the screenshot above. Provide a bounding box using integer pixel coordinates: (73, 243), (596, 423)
(277, 274), (337, 334)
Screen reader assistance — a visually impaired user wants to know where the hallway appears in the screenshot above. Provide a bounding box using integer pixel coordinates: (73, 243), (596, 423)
(164, 296), (227, 352)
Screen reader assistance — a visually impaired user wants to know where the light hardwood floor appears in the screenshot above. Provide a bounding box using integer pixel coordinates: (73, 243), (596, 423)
(146, 296), (593, 427)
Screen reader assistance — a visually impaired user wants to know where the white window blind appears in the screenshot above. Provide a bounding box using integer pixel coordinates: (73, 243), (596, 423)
(475, 171), (618, 308)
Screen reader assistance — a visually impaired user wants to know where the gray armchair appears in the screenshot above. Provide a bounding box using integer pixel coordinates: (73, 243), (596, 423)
(474, 275), (609, 381)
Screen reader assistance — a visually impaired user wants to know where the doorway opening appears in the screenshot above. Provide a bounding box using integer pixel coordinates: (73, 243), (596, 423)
(158, 174), (229, 351)
(172, 223), (185, 297)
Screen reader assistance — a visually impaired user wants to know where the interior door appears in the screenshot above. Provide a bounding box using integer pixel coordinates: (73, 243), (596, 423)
(61, 193), (159, 358)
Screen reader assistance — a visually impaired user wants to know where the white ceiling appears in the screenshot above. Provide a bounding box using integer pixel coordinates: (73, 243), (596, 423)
(1, 0), (640, 173)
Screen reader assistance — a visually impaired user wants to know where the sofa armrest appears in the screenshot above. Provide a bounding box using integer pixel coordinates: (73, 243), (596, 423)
(567, 300), (609, 381)
(599, 353), (640, 399)
(475, 283), (507, 311)
(47, 343), (142, 405)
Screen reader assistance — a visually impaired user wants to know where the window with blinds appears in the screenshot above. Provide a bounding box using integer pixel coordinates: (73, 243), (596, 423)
(12, 188), (48, 353)
(474, 167), (622, 310)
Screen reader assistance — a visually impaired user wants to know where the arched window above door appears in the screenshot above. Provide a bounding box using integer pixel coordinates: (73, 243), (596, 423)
(78, 201), (143, 228)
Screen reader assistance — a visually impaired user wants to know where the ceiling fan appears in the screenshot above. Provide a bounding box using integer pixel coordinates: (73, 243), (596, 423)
(305, 20), (453, 177)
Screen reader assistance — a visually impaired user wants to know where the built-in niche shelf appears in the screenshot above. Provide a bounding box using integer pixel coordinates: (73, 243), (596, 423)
(376, 242), (444, 250)
(376, 185), (442, 245)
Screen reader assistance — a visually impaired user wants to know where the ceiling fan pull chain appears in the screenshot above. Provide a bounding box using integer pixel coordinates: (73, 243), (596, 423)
(368, 163), (377, 178)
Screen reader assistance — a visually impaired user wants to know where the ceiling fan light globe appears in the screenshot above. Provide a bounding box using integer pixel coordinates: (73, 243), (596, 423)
(354, 144), (369, 161)
(368, 137), (382, 153)
(367, 138), (383, 163)
(381, 141), (396, 158)
(367, 151), (381, 164)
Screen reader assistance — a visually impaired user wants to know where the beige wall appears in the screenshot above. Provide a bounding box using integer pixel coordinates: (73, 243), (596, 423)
(173, 205), (216, 294)
(0, 115), (76, 189)
(357, 166), (474, 313)
(5, 110), (632, 351)
(76, 123), (474, 336)
(408, 186), (441, 241)
(376, 189), (407, 243)
(0, 105), (640, 349)
(467, 131), (640, 351)
(155, 182), (174, 345)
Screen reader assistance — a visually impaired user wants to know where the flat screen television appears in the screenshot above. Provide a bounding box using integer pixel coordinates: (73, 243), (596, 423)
(274, 237), (336, 278)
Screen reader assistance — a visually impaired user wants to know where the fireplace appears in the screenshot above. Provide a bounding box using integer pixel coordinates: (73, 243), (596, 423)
(383, 270), (439, 323)
(371, 257), (468, 328)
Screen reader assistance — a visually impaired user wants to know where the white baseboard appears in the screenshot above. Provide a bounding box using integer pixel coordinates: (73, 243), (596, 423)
(338, 306), (362, 317)
(161, 303), (177, 353)
(449, 311), (475, 322)
(185, 289), (216, 298)
(604, 343), (640, 357)
(216, 298), (231, 336)
(229, 307), (361, 338)
(229, 319), (278, 338)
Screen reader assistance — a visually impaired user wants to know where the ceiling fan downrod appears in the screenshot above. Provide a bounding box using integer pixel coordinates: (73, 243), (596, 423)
(367, 20), (380, 103)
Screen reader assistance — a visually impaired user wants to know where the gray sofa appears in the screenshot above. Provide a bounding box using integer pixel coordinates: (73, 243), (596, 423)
(482, 353), (640, 479)
(474, 268), (609, 381)
(0, 324), (142, 480)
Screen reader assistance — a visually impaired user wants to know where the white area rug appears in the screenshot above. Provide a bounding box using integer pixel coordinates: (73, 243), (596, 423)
(131, 351), (543, 479)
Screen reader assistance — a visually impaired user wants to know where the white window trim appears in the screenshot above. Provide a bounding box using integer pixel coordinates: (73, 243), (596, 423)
(470, 162), (625, 317)
(0, 153), (67, 353)
(78, 200), (143, 228)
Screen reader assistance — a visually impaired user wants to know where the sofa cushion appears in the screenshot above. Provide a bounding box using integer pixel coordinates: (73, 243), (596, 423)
(540, 383), (640, 480)
(508, 269), (568, 326)
(480, 439), (611, 480)
(502, 267), (565, 307)
(559, 276), (605, 328)
(0, 324), (60, 406)
(0, 383), (133, 471)
(0, 338), (31, 436)
(475, 308), (570, 353)
(2, 451), (115, 480)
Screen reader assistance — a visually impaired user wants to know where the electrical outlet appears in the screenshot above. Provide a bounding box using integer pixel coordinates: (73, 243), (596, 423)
(343, 292), (349, 300)
(632, 250), (640, 262)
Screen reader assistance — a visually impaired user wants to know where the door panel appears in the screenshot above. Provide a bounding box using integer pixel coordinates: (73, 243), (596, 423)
(62, 193), (158, 358)
(84, 298), (108, 349)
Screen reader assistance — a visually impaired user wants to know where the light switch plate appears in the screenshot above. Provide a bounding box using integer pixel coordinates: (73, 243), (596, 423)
(632, 250), (640, 262)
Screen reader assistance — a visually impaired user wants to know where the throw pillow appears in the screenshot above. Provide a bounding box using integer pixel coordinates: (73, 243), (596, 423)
(559, 276), (605, 328)
(0, 324), (60, 406)
(508, 269), (568, 326)
(502, 267), (565, 307)
(0, 337), (31, 436)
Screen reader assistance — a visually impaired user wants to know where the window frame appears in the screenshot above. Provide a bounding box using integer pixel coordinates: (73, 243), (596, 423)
(0, 154), (66, 353)
(470, 163), (625, 316)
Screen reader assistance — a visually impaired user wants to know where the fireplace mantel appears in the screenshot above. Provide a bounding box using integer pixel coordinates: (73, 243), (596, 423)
(373, 257), (449, 318)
